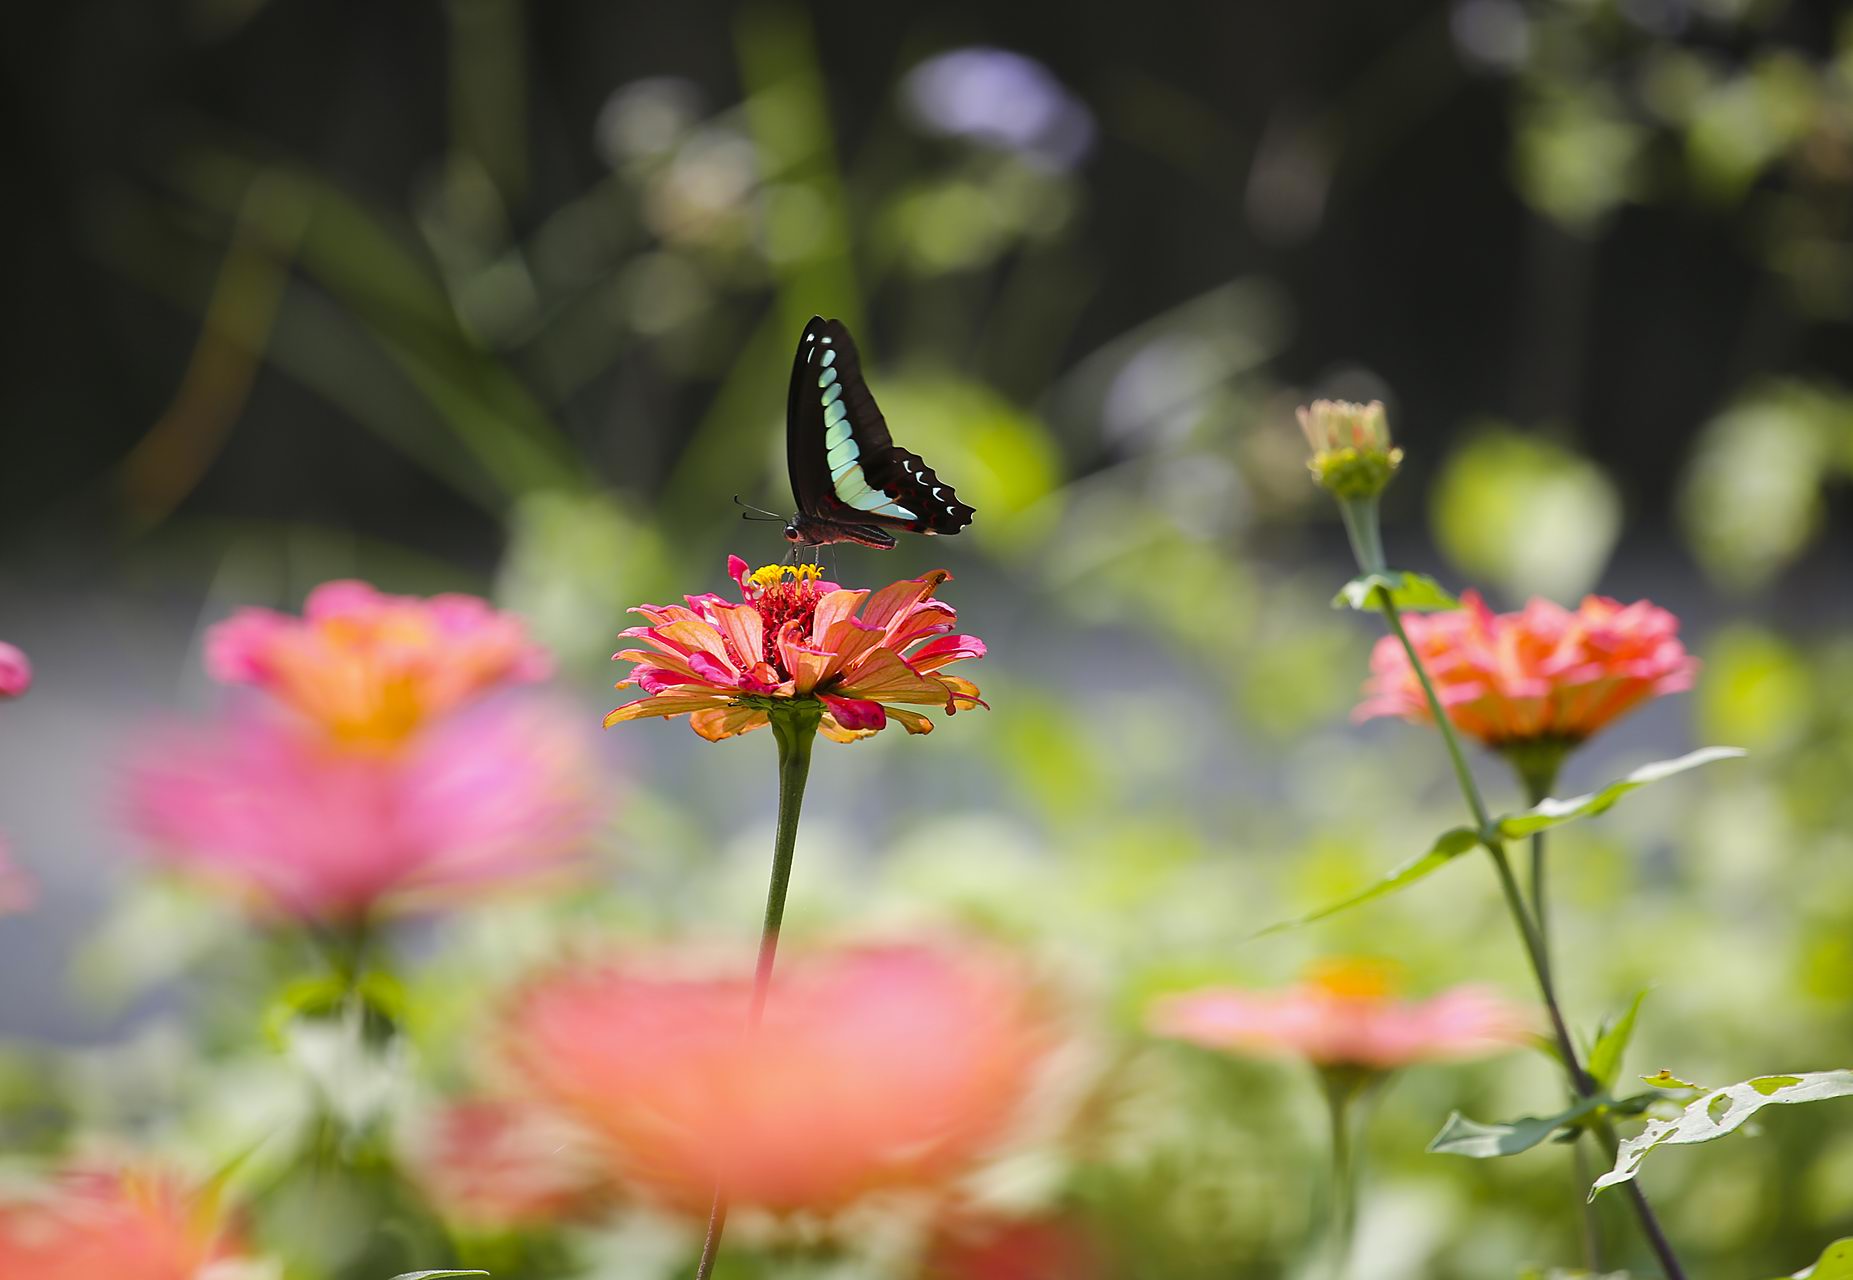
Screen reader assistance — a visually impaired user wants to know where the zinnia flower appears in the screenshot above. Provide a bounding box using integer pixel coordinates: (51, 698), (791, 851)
(1148, 958), (1531, 1072)
(206, 580), (549, 748)
(124, 700), (596, 920)
(504, 943), (1047, 1214)
(1355, 591), (1699, 752)
(404, 1097), (606, 1231)
(0, 1166), (252, 1280)
(606, 556), (985, 742)
(923, 1215), (1107, 1280)
(0, 641), (30, 699)
(0, 836), (35, 915)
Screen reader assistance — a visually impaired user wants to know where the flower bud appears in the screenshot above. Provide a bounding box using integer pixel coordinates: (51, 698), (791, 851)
(1296, 399), (1403, 500)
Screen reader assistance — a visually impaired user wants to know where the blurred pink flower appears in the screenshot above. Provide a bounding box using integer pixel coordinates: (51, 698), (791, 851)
(1148, 958), (1531, 1072)
(0, 1166), (251, 1280)
(207, 580), (549, 749)
(0, 837), (36, 915)
(505, 943), (1047, 1214)
(0, 641), (30, 699)
(405, 1097), (606, 1231)
(1356, 592), (1699, 749)
(607, 557), (985, 742)
(124, 699), (596, 920)
(924, 1214), (1107, 1280)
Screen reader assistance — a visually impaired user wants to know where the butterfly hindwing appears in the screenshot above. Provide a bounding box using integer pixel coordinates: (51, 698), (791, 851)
(785, 317), (975, 545)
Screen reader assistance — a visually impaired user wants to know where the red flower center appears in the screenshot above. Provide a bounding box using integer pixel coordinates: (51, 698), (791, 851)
(737, 565), (826, 677)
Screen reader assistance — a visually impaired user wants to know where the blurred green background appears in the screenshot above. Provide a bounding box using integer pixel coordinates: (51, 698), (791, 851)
(2, 1), (1853, 1277)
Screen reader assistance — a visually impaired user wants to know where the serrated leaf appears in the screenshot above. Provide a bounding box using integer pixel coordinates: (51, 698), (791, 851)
(1333, 570), (1459, 613)
(1258, 826), (1481, 935)
(1776, 1236), (1853, 1279)
(1592, 1069), (1853, 1198)
(389, 1272), (490, 1279)
(1495, 748), (1746, 839)
(1588, 990), (1648, 1092)
(1429, 1094), (1608, 1158)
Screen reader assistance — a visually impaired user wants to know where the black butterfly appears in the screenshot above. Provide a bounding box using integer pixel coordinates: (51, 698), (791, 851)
(781, 316), (975, 549)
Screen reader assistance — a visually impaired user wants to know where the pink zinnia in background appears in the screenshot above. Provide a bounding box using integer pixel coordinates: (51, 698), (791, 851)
(0, 641), (30, 699)
(0, 836), (36, 915)
(1355, 591), (1699, 749)
(504, 942), (1048, 1214)
(0, 1166), (252, 1280)
(207, 579), (550, 749)
(403, 1097), (607, 1232)
(607, 556), (985, 741)
(124, 699), (596, 920)
(1149, 958), (1532, 1072)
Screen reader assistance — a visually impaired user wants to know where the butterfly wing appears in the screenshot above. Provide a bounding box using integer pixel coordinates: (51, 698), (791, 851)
(785, 316), (975, 539)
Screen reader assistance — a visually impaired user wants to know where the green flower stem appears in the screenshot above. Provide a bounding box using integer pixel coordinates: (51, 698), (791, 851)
(1368, 585), (1687, 1280)
(692, 700), (822, 1280)
(1337, 495), (1389, 580)
(1319, 1071), (1371, 1280)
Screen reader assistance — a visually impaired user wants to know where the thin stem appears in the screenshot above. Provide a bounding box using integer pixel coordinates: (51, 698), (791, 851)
(1320, 1073), (1366, 1280)
(1573, 1133), (1605, 1273)
(692, 703), (821, 1280)
(1370, 587), (1686, 1280)
(1337, 496), (1388, 577)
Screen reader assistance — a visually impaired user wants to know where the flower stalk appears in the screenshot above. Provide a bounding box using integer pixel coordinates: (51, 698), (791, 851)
(692, 699), (822, 1280)
(1367, 581), (1688, 1280)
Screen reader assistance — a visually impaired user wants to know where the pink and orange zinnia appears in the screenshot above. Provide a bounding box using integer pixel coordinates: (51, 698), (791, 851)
(606, 556), (985, 742)
(1150, 958), (1531, 1073)
(504, 942), (1047, 1214)
(1356, 591), (1699, 751)
(124, 581), (596, 921)
(0, 1166), (253, 1280)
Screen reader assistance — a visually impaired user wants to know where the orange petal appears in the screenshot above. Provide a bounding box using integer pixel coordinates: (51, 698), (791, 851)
(835, 648), (955, 705)
(711, 603), (765, 672)
(603, 693), (731, 727)
(885, 706), (936, 734)
(861, 571), (950, 632)
(809, 589), (869, 644)
(688, 705), (771, 741)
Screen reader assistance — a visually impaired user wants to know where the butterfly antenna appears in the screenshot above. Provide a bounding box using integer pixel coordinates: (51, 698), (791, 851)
(733, 495), (785, 522)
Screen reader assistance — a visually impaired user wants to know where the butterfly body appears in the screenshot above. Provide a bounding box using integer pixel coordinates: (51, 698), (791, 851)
(784, 317), (975, 549)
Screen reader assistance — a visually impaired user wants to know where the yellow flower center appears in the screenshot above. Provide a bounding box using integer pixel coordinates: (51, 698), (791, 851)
(1305, 956), (1401, 1003)
(747, 563), (824, 590)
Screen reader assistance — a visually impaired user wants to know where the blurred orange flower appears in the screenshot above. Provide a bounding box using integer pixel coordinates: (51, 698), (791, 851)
(505, 943), (1047, 1214)
(404, 1097), (606, 1231)
(0, 1166), (251, 1280)
(923, 1214), (1108, 1280)
(1148, 958), (1531, 1072)
(606, 556), (984, 742)
(1355, 591), (1699, 750)
(0, 640), (30, 699)
(124, 700), (596, 920)
(207, 580), (549, 749)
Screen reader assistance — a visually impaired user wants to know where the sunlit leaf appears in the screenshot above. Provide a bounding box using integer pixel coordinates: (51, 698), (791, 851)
(1258, 826), (1481, 934)
(1495, 748), (1746, 839)
(1642, 1070), (1708, 1092)
(1588, 990), (1649, 1093)
(1331, 570), (1458, 613)
(1775, 1237), (1853, 1279)
(1429, 1095), (1607, 1158)
(1592, 1070), (1853, 1198)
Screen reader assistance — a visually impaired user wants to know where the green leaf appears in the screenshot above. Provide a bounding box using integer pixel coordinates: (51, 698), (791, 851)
(1332, 570), (1459, 613)
(1429, 1094), (1608, 1158)
(1257, 827), (1481, 935)
(389, 1272), (490, 1279)
(1592, 1069), (1853, 1198)
(1588, 990), (1649, 1092)
(1496, 748), (1746, 839)
(1776, 1237), (1853, 1279)
(1641, 1069), (1708, 1092)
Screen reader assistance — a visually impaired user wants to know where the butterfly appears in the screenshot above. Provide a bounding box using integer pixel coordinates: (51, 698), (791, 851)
(781, 316), (975, 549)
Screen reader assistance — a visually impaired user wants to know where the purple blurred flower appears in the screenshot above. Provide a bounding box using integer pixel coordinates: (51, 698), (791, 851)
(901, 48), (1094, 169)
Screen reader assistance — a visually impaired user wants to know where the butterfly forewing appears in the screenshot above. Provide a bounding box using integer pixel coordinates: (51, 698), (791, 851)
(784, 317), (975, 545)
